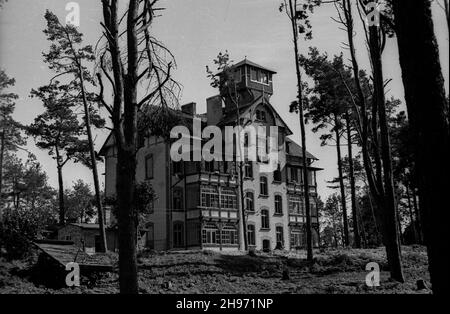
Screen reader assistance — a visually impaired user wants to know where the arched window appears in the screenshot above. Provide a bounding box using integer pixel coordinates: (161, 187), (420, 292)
(145, 222), (154, 249)
(261, 209), (270, 229)
(274, 195), (283, 215)
(260, 176), (268, 196)
(245, 191), (254, 212)
(273, 164), (282, 182)
(247, 224), (256, 246)
(244, 160), (253, 178)
(173, 222), (184, 248)
(276, 226), (284, 247)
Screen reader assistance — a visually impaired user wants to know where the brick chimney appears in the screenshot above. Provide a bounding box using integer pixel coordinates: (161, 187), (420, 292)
(181, 102), (196, 115)
(206, 95), (223, 125)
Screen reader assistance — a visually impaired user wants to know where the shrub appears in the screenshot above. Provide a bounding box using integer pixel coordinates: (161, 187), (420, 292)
(0, 208), (41, 260)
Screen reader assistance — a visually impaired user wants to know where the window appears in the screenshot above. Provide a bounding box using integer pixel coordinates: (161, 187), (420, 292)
(274, 195), (283, 215)
(262, 239), (271, 252)
(244, 133), (249, 147)
(290, 228), (302, 248)
(173, 188), (183, 210)
(289, 195), (305, 215)
(173, 222), (184, 248)
(173, 161), (182, 175)
(309, 201), (316, 216)
(290, 167), (298, 182)
(250, 67), (270, 85)
(276, 226), (284, 245)
(245, 191), (254, 212)
(244, 160), (253, 178)
(250, 67), (258, 81)
(146, 222), (154, 249)
(261, 111), (266, 122)
(147, 200), (154, 214)
(65, 235), (72, 241)
(201, 186), (219, 208)
(261, 209), (270, 229)
(234, 68), (242, 83)
(260, 176), (268, 196)
(220, 187), (237, 209)
(204, 160), (215, 172)
(221, 225), (238, 245)
(202, 223), (219, 244)
(247, 224), (256, 246)
(261, 71), (269, 85)
(145, 155), (153, 179)
(137, 131), (145, 148)
(273, 164), (282, 182)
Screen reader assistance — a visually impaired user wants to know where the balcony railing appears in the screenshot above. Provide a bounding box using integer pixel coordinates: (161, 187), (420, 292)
(187, 207), (239, 220)
(286, 183), (317, 195)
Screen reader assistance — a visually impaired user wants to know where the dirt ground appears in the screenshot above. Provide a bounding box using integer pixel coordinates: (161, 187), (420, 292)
(0, 245), (430, 294)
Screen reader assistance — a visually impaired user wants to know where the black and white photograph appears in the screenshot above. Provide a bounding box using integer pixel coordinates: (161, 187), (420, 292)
(0, 0), (448, 303)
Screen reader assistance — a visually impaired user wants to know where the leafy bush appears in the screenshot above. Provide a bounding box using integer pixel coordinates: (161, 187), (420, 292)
(0, 208), (41, 260)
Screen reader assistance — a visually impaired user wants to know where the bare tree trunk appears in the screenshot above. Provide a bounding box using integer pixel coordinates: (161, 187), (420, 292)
(444, 0), (450, 37)
(412, 188), (423, 244)
(116, 146), (138, 294)
(54, 145), (65, 225)
(288, 0), (313, 261)
(368, 20), (404, 282)
(334, 117), (349, 246)
(238, 161), (248, 251)
(62, 21), (108, 252)
(0, 130), (4, 209)
(56, 164), (65, 225)
(392, 0), (450, 294)
(341, 0), (384, 220)
(78, 67), (107, 253)
(101, 0), (138, 294)
(345, 113), (361, 248)
(406, 184), (417, 243)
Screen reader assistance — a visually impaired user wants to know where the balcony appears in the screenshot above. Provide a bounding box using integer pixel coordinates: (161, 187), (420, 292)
(185, 172), (238, 186)
(287, 183), (317, 195)
(187, 207), (239, 221)
(288, 213), (318, 224)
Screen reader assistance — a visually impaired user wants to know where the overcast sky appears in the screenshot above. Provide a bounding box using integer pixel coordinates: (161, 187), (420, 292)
(0, 0), (448, 199)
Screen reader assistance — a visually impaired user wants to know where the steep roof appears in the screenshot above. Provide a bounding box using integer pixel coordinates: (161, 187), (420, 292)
(217, 95), (293, 136)
(286, 138), (317, 160)
(232, 59), (277, 74)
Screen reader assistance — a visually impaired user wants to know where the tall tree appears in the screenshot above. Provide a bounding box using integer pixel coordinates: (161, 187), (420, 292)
(345, 111), (361, 247)
(65, 179), (95, 223)
(41, 10), (107, 252)
(2, 152), (56, 216)
(98, 0), (178, 293)
(320, 193), (344, 248)
(392, 0), (450, 294)
(0, 70), (25, 210)
(362, 0), (405, 282)
(280, 0), (315, 262)
(206, 51), (248, 251)
(300, 49), (359, 247)
(328, 0), (404, 282)
(27, 83), (89, 224)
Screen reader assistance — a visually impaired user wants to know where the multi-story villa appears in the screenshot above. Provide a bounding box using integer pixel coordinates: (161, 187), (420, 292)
(99, 59), (322, 252)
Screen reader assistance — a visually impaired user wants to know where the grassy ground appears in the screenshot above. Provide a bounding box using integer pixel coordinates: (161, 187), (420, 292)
(0, 245), (430, 294)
